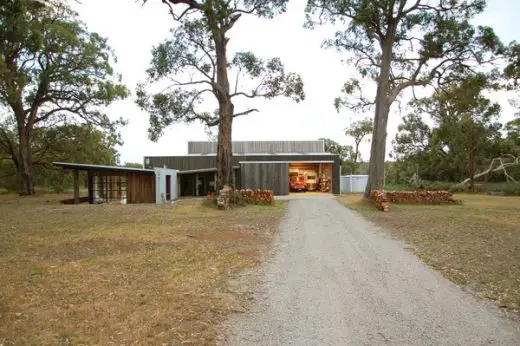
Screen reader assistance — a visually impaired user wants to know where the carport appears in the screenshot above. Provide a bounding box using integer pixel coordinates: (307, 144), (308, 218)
(53, 162), (178, 204)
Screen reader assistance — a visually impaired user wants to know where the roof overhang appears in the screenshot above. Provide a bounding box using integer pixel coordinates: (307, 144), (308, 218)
(53, 162), (155, 174)
(239, 160), (335, 164)
(177, 166), (240, 175)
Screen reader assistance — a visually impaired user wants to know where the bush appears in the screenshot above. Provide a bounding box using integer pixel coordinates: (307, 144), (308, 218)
(410, 180), (454, 191)
(0, 187), (10, 195)
(483, 183), (520, 196)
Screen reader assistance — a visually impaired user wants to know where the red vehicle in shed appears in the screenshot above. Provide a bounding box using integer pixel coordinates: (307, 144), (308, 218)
(289, 173), (307, 192)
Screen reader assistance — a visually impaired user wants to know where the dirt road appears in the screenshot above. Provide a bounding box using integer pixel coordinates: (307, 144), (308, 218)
(223, 197), (519, 345)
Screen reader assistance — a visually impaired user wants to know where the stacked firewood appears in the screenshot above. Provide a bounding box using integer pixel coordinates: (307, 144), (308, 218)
(238, 189), (275, 205)
(370, 190), (390, 212)
(386, 190), (456, 204)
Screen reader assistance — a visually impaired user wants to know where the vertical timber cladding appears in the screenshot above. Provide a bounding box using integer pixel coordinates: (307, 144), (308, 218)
(188, 140), (325, 154)
(127, 173), (155, 203)
(146, 153), (342, 194)
(240, 162), (289, 195)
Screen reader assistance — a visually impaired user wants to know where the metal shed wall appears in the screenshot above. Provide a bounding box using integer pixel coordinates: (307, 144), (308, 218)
(145, 154), (341, 195)
(188, 140), (325, 154)
(240, 162), (289, 195)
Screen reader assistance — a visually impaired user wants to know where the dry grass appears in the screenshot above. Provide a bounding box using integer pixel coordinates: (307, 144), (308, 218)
(0, 194), (287, 345)
(337, 193), (520, 314)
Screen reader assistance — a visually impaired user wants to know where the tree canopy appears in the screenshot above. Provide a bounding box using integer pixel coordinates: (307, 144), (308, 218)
(0, 0), (128, 194)
(138, 0), (304, 192)
(345, 118), (373, 166)
(393, 74), (510, 187)
(306, 0), (504, 197)
(0, 123), (119, 192)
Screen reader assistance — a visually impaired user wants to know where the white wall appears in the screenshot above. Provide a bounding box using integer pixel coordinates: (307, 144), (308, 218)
(340, 175), (369, 193)
(154, 168), (178, 203)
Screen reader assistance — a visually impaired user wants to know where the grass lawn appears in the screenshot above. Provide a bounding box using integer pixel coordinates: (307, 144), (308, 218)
(0, 194), (286, 345)
(337, 193), (520, 314)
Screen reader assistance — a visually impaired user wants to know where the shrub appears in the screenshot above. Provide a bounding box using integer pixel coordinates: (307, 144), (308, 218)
(484, 183), (520, 196)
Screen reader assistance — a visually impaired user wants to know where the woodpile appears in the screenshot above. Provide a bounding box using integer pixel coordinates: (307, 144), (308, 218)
(217, 185), (232, 210)
(238, 189), (275, 205)
(386, 190), (456, 204)
(370, 190), (389, 212)
(369, 190), (458, 211)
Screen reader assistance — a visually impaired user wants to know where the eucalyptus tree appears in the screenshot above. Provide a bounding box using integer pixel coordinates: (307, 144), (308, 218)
(138, 0), (304, 191)
(0, 0), (127, 195)
(345, 118), (373, 167)
(306, 0), (504, 197)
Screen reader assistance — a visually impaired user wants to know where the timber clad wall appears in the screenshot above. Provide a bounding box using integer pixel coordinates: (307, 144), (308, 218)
(188, 140), (325, 154)
(127, 174), (155, 203)
(240, 162), (289, 195)
(146, 154), (341, 195)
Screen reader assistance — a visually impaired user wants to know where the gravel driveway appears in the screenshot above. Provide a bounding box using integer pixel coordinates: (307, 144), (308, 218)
(222, 196), (520, 345)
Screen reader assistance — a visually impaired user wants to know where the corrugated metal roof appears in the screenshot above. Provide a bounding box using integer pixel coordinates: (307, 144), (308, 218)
(176, 152), (337, 157)
(53, 162), (155, 174)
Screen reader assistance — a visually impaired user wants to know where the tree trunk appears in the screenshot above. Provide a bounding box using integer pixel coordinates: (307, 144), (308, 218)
(216, 100), (234, 191)
(364, 38), (393, 199)
(18, 127), (34, 195)
(468, 123), (475, 192)
(353, 142), (360, 174)
(214, 32), (234, 192)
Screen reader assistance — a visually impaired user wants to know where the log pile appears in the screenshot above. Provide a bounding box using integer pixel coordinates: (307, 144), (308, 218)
(386, 190), (456, 204)
(217, 185), (232, 210)
(370, 190), (389, 212)
(238, 189), (275, 205)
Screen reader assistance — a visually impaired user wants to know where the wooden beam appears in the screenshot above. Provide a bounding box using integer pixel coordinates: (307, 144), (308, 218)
(73, 169), (80, 204)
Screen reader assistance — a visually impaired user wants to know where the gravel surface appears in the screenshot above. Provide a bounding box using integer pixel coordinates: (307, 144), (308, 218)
(223, 196), (520, 345)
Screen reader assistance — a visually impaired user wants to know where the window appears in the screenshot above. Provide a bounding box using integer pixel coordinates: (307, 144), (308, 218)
(92, 175), (127, 203)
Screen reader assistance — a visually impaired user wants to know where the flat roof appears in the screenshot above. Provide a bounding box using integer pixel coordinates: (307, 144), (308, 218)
(146, 152), (338, 157)
(177, 166), (240, 175)
(53, 162), (155, 174)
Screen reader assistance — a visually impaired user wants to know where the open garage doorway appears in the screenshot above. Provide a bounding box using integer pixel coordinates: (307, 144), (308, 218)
(288, 163), (333, 194)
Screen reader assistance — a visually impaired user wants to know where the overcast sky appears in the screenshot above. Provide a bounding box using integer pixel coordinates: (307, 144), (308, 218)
(72, 0), (519, 164)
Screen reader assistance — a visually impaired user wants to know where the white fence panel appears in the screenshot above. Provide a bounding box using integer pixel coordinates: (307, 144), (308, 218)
(340, 175), (368, 193)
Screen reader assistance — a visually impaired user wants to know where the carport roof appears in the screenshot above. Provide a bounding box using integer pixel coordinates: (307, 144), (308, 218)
(53, 162), (155, 174)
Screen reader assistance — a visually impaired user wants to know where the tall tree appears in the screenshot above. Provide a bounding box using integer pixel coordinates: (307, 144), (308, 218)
(138, 0), (304, 192)
(345, 118), (373, 169)
(306, 0), (503, 197)
(0, 0), (128, 195)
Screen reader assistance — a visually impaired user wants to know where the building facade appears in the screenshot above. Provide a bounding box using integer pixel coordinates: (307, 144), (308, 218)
(144, 140), (341, 196)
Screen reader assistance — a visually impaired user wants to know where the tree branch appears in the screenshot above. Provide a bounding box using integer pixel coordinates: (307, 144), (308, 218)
(0, 127), (18, 167)
(205, 108), (259, 126)
(233, 108), (259, 117)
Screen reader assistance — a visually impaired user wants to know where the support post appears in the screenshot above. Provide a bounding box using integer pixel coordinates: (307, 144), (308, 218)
(73, 169), (80, 204)
(87, 171), (94, 204)
(195, 173), (199, 196)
